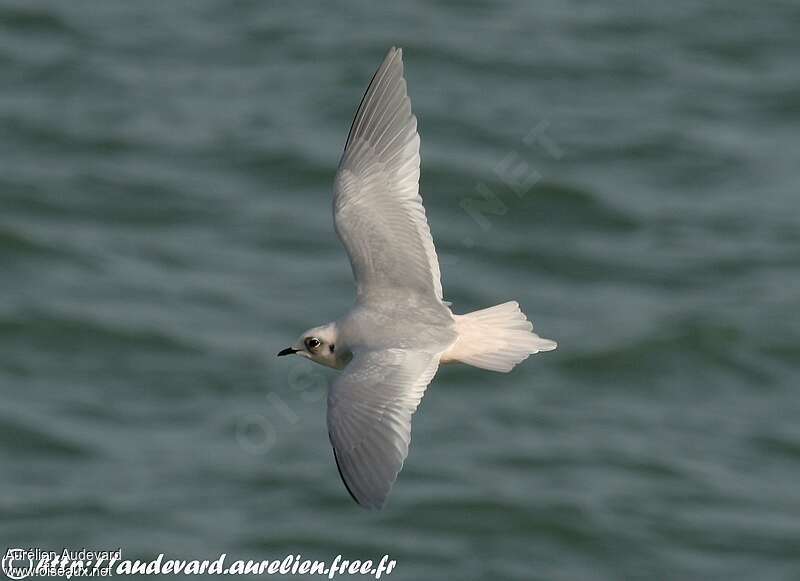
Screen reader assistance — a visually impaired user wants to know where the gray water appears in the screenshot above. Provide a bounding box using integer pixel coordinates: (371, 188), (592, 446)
(2, 1), (800, 579)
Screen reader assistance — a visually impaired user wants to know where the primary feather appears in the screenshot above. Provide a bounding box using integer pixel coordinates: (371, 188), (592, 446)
(334, 47), (444, 304)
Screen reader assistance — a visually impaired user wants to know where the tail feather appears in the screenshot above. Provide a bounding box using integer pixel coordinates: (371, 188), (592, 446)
(444, 301), (557, 373)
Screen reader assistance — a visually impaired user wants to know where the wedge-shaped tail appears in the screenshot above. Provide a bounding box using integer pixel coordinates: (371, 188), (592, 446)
(444, 301), (557, 372)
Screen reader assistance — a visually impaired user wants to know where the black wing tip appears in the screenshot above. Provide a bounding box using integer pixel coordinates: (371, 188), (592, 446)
(332, 446), (362, 507)
(331, 445), (387, 511)
(340, 46), (407, 165)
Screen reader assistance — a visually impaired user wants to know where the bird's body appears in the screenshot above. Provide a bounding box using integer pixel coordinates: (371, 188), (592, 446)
(278, 48), (557, 509)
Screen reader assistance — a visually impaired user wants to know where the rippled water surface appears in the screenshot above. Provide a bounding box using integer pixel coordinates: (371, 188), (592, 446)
(2, 1), (799, 579)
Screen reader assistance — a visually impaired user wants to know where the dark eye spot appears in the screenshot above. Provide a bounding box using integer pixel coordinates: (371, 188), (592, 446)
(330, 344), (335, 353)
(306, 337), (321, 350)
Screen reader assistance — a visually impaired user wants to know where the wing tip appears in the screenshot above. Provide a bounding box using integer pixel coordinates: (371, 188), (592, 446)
(340, 46), (407, 162)
(332, 445), (390, 511)
(387, 46), (404, 67)
(332, 445), (362, 507)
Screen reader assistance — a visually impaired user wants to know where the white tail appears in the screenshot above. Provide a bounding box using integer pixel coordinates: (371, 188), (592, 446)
(443, 301), (557, 373)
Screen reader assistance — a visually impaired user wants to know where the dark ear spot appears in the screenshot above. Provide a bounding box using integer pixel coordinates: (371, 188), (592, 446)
(330, 344), (335, 353)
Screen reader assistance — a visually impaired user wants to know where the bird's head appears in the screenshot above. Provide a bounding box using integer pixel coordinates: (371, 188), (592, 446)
(278, 323), (344, 369)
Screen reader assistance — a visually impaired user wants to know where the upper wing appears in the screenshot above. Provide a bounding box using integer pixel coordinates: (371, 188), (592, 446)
(327, 348), (441, 509)
(334, 47), (444, 304)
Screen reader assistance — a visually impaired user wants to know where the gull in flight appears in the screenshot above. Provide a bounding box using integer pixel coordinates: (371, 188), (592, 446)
(278, 47), (557, 509)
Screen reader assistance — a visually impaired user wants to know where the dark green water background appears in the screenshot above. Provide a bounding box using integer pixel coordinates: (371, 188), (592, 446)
(2, 1), (799, 579)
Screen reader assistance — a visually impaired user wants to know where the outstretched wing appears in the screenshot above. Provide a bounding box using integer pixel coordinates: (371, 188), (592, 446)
(327, 348), (441, 509)
(334, 47), (444, 304)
